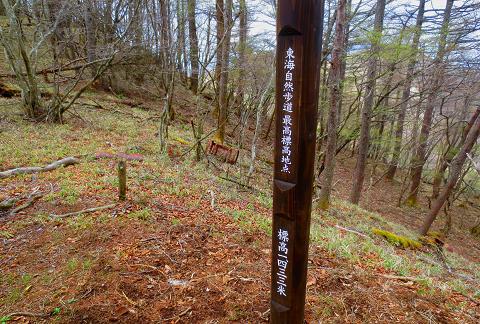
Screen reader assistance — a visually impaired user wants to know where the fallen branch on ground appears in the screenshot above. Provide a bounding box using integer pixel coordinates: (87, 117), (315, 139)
(190, 272), (228, 283)
(0, 198), (19, 210)
(162, 307), (192, 322)
(380, 274), (420, 282)
(9, 189), (44, 216)
(0, 157), (80, 179)
(218, 176), (253, 190)
(50, 204), (116, 218)
(79, 100), (145, 121)
(417, 256), (479, 285)
(335, 225), (370, 238)
(180, 127), (218, 158)
(4, 311), (51, 319)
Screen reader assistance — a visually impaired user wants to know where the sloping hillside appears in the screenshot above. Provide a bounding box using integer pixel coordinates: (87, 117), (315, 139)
(1, 87), (479, 323)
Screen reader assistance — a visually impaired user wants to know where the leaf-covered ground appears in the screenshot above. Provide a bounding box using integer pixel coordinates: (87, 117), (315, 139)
(1, 89), (479, 323)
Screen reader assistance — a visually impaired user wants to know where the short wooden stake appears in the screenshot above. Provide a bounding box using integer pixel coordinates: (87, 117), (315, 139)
(118, 160), (127, 201)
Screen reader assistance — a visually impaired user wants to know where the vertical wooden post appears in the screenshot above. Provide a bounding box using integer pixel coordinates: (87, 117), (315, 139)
(271, 1), (324, 323)
(118, 160), (127, 201)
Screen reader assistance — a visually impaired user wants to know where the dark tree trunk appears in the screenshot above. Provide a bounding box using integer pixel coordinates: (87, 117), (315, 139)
(236, 0), (247, 111)
(187, 0), (199, 94)
(349, 0), (386, 204)
(431, 159), (449, 199)
(177, 0), (187, 80)
(214, 0), (232, 143)
(215, 0), (224, 90)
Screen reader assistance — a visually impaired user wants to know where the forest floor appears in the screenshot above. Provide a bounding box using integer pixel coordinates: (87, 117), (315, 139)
(1, 85), (480, 323)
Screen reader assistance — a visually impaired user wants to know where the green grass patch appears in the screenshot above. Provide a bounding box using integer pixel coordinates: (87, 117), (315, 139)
(128, 208), (153, 221)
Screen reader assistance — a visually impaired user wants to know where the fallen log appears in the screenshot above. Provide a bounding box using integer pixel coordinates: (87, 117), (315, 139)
(0, 157), (80, 179)
(50, 204), (116, 218)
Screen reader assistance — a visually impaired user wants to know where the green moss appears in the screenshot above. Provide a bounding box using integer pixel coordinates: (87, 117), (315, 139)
(0, 231), (14, 239)
(404, 196), (417, 207)
(427, 231), (443, 239)
(470, 224), (480, 237)
(419, 231), (445, 246)
(372, 228), (422, 249)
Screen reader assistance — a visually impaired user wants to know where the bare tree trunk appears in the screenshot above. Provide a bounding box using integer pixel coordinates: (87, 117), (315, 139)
(83, 0), (97, 78)
(433, 107), (480, 198)
(336, 0), (352, 125)
(247, 66), (275, 184)
(133, 0), (143, 47)
(104, 0), (115, 44)
(408, 99), (423, 164)
(198, 9), (213, 90)
(160, 0), (171, 66)
(214, 0), (224, 92)
(371, 63), (395, 161)
(235, 0), (248, 147)
(349, 0), (386, 204)
(316, 4), (337, 156)
(158, 95), (170, 154)
(1, 0), (42, 119)
(214, 0), (232, 144)
(236, 0), (247, 112)
(187, 0), (199, 94)
(406, 0), (454, 206)
(177, 0), (187, 80)
(420, 108), (480, 235)
(159, 0), (174, 120)
(386, 0), (427, 179)
(431, 158), (449, 199)
(317, 0), (347, 210)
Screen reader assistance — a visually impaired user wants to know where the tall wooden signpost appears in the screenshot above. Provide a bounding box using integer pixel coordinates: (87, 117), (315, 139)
(271, 1), (324, 322)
